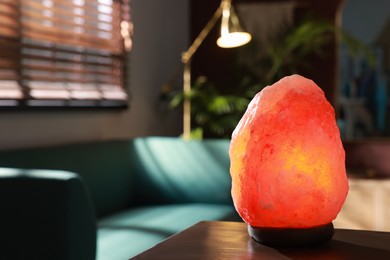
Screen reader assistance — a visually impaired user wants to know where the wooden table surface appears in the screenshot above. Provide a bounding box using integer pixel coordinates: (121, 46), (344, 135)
(132, 221), (390, 260)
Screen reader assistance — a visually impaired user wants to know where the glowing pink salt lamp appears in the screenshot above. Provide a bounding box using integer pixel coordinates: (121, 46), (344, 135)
(229, 75), (349, 246)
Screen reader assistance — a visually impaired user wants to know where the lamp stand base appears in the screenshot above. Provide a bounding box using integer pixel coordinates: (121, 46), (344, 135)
(248, 222), (334, 247)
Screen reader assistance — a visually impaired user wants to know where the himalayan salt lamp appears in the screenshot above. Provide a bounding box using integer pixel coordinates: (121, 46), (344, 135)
(229, 74), (348, 247)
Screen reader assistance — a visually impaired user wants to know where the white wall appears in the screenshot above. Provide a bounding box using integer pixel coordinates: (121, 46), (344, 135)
(0, 0), (188, 150)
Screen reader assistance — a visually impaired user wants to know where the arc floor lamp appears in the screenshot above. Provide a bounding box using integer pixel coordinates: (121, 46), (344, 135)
(181, 0), (252, 139)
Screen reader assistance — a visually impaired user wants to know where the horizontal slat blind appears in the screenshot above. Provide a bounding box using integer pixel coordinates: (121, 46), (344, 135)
(0, 0), (132, 107)
(0, 0), (22, 101)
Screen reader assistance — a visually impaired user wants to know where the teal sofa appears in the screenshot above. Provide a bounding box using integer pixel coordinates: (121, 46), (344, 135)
(0, 137), (241, 259)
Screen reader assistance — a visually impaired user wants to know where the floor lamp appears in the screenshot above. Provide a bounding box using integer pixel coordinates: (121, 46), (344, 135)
(181, 0), (252, 139)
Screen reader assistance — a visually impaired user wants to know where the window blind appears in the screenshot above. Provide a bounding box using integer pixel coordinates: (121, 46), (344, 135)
(0, 0), (132, 108)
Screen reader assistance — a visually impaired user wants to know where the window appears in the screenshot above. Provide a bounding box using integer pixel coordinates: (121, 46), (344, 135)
(0, 0), (132, 108)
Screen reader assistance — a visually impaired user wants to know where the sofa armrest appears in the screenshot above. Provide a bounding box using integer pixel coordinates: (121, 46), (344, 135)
(0, 168), (96, 260)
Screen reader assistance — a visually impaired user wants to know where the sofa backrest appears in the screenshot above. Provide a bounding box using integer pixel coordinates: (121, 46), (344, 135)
(129, 137), (233, 205)
(0, 137), (234, 217)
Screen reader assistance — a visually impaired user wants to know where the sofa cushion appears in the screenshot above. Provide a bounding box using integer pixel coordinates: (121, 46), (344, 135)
(97, 203), (241, 259)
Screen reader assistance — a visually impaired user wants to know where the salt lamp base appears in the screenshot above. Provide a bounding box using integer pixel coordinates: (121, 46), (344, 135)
(248, 222), (334, 247)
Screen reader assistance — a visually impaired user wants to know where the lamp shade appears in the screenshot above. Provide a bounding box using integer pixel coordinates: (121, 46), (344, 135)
(229, 75), (349, 245)
(217, 1), (251, 48)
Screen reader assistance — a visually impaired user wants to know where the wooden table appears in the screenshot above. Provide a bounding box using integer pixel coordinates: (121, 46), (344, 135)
(132, 221), (390, 259)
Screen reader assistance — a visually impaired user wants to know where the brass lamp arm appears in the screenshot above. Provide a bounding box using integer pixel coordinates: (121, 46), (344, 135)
(181, 0), (234, 139)
(181, 5), (223, 64)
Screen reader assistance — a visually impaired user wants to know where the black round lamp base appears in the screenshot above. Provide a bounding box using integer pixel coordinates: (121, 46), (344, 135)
(248, 222), (334, 247)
